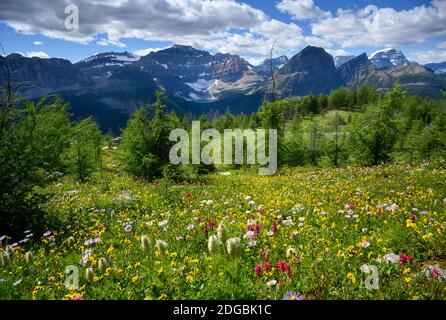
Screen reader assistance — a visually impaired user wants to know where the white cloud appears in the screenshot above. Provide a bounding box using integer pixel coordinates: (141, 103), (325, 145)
(33, 41), (43, 45)
(277, 0), (331, 20)
(25, 51), (50, 58)
(437, 41), (446, 49)
(96, 38), (126, 48)
(410, 50), (446, 64)
(134, 47), (167, 56)
(311, 0), (446, 48)
(326, 48), (354, 57)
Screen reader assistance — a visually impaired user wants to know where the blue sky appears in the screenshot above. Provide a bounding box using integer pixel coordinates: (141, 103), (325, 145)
(0, 0), (445, 65)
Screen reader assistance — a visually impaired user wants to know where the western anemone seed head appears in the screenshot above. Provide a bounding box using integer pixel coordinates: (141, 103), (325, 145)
(67, 236), (75, 247)
(141, 235), (150, 255)
(86, 267), (94, 282)
(24, 251), (33, 265)
(98, 258), (108, 274)
(217, 223), (228, 245)
(156, 240), (167, 256)
(286, 247), (298, 259)
(5, 245), (15, 261)
(226, 237), (241, 259)
(208, 235), (219, 255)
(0, 252), (6, 266)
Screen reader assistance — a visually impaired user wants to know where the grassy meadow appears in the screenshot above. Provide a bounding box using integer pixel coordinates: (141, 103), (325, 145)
(1, 147), (445, 300)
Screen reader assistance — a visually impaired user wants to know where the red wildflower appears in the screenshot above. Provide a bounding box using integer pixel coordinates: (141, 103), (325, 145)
(255, 264), (263, 277)
(255, 224), (260, 236)
(262, 261), (272, 272)
(272, 223), (277, 235)
(277, 260), (292, 277)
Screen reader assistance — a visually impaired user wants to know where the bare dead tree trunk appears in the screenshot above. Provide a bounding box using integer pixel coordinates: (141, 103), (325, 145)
(269, 40), (277, 102)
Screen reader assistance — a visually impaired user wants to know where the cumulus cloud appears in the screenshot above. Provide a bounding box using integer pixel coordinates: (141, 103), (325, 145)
(0, 0), (266, 43)
(410, 50), (446, 64)
(311, 0), (446, 48)
(277, 0), (331, 20)
(0, 0), (318, 62)
(33, 41), (43, 45)
(25, 51), (50, 58)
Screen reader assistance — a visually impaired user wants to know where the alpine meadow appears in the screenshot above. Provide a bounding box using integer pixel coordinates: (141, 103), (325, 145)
(1, 0), (446, 303)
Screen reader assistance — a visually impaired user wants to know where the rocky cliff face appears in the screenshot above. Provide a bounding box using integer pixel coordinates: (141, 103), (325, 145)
(276, 46), (342, 96)
(338, 53), (376, 87)
(0, 54), (93, 98)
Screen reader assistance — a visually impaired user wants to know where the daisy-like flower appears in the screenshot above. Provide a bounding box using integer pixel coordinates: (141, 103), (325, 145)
(266, 280), (277, 288)
(283, 291), (304, 300)
(43, 231), (52, 237)
(158, 220), (168, 227)
(361, 242), (370, 248)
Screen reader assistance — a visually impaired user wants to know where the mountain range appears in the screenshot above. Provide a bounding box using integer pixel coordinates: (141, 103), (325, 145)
(0, 45), (445, 132)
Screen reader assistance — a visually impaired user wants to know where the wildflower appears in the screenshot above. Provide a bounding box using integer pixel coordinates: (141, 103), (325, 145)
(400, 254), (414, 265)
(158, 220), (168, 227)
(244, 195), (252, 201)
(73, 295), (84, 300)
(5, 245), (15, 261)
(187, 224), (195, 231)
(347, 272), (356, 284)
(271, 223), (277, 235)
(124, 224), (132, 232)
(208, 235), (219, 255)
(98, 258), (108, 274)
(217, 222), (228, 245)
(361, 242), (370, 248)
(141, 235), (150, 254)
(248, 240), (257, 247)
(43, 231), (52, 237)
(86, 268), (95, 282)
(67, 236), (75, 247)
(262, 261), (272, 272)
(156, 240), (167, 256)
(266, 280), (277, 288)
(24, 252), (33, 265)
(226, 237), (241, 259)
(255, 264), (263, 277)
(283, 291), (304, 300)
(277, 260), (292, 277)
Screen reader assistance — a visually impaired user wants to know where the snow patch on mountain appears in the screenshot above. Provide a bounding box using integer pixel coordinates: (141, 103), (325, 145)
(185, 79), (213, 92)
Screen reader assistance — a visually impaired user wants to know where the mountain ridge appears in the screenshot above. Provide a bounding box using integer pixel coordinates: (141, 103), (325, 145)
(1, 45), (445, 132)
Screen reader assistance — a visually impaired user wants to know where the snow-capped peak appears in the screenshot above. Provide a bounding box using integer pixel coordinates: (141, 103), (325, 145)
(80, 52), (140, 64)
(369, 48), (410, 69)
